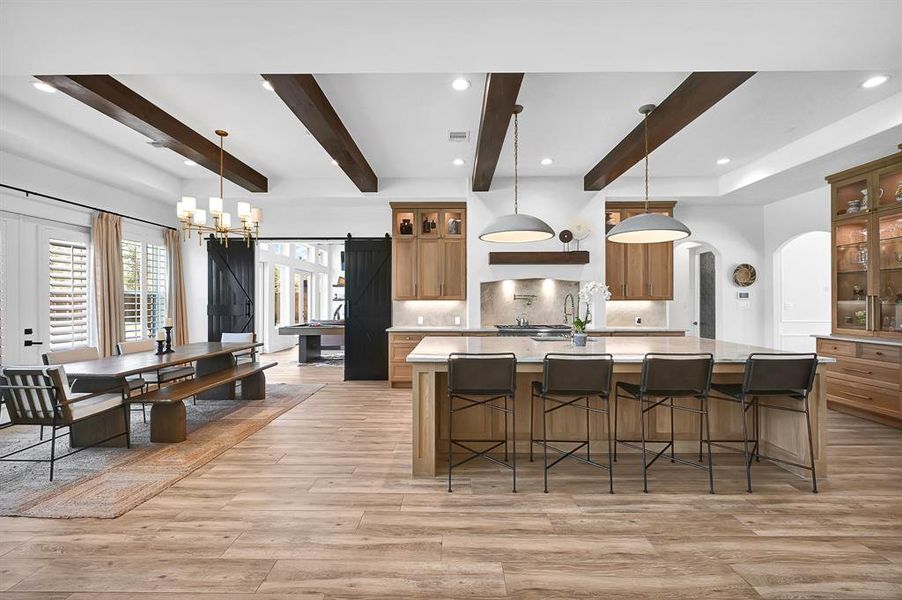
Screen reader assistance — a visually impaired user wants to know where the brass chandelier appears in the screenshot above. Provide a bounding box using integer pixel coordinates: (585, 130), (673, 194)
(176, 129), (261, 246)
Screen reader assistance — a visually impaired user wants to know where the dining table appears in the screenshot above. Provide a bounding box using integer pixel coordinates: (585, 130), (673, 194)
(62, 341), (263, 447)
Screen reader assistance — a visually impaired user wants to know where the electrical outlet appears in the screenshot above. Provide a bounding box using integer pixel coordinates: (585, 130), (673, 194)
(454, 316), (461, 325)
(417, 316), (424, 325)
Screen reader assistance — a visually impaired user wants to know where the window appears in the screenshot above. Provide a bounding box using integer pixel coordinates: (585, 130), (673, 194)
(48, 239), (89, 351)
(122, 240), (168, 340)
(293, 271), (310, 323)
(273, 265), (282, 326)
(294, 244), (309, 261)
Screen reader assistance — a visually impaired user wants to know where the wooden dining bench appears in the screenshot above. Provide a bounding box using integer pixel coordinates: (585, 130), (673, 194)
(129, 361), (277, 442)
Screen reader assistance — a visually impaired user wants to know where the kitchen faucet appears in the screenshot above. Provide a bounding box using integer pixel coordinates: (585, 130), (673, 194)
(563, 293), (575, 325)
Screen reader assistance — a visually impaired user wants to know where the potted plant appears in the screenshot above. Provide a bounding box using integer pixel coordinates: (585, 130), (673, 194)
(572, 281), (611, 346)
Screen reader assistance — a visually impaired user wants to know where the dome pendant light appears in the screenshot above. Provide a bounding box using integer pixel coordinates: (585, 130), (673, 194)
(606, 104), (691, 244)
(479, 105), (555, 243)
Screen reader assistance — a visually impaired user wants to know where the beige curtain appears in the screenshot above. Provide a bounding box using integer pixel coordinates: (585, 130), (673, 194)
(91, 212), (124, 357)
(164, 229), (189, 345)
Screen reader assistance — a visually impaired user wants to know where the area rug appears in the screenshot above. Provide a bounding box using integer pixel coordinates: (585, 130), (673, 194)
(0, 383), (322, 519)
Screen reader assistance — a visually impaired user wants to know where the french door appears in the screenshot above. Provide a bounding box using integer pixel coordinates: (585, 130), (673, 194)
(0, 212), (91, 365)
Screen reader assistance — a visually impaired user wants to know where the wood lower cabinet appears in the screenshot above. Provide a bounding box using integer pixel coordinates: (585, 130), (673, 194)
(605, 202), (676, 300)
(389, 332), (460, 387)
(391, 202), (466, 301)
(817, 337), (901, 427)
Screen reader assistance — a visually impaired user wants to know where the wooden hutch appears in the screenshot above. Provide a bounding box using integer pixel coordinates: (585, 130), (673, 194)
(818, 146), (902, 427)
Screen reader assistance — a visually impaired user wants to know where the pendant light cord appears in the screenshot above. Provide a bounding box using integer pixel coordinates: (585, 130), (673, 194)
(514, 110), (519, 215)
(219, 134), (225, 200)
(644, 110), (649, 213)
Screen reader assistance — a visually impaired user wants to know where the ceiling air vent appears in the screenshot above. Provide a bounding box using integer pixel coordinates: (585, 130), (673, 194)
(448, 131), (470, 143)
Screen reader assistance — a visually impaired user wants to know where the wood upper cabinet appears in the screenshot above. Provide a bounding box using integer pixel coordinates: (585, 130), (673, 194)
(827, 148), (902, 339)
(605, 202), (676, 301)
(391, 202), (467, 301)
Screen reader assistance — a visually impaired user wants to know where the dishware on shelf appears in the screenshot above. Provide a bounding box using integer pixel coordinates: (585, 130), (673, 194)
(895, 179), (902, 203)
(852, 285), (865, 300)
(399, 218), (413, 235)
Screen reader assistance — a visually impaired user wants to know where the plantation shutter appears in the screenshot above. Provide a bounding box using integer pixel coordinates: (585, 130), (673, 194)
(122, 239), (142, 341)
(144, 243), (167, 338)
(48, 238), (90, 350)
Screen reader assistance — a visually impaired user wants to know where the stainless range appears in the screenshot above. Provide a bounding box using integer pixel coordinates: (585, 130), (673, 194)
(495, 324), (572, 338)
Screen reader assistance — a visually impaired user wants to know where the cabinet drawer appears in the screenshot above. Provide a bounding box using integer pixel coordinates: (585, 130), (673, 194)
(859, 343), (901, 363)
(390, 333), (425, 344)
(825, 356), (900, 390)
(390, 342), (420, 363)
(390, 362), (413, 382)
(816, 339), (856, 357)
(826, 380), (901, 415)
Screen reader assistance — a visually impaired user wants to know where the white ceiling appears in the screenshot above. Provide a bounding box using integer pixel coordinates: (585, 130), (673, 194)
(3, 1), (900, 75)
(2, 70), (899, 191)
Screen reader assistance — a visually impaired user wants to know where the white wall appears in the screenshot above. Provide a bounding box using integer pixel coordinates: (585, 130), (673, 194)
(762, 187), (831, 347)
(672, 204), (766, 345)
(467, 177), (605, 326)
(0, 151), (177, 228)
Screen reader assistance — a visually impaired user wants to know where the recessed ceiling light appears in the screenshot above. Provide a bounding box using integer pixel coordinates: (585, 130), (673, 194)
(451, 78), (471, 91)
(452, 158), (465, 166)
(861, 75), (889, 89)
(262, 80), (275, 91)
(331, 159), (339, 166)
(33, 81), (57, 93)
(540, 158), (553, 166)
(716, 157), (731, 165)
(184, 159), (197, 166)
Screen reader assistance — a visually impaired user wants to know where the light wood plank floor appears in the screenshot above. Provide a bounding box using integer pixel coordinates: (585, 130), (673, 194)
(1, 346), (900, 599)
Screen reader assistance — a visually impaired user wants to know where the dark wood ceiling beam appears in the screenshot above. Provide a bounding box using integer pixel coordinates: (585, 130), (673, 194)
(263, 74), (377, 193)
(35, 74), (268, 193)
(583, 71), (756, 191)
(471, 73), (524, 192)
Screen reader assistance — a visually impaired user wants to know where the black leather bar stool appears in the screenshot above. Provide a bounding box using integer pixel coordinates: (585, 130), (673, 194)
(614, 353), (715, 493)
(447, 352), (517, 493)
(710, 353), (819, 493)
(530, 353), (615, 494)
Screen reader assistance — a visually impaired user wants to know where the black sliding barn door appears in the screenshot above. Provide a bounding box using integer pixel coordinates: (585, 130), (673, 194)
(344, 237), (391, 380)
(207, 237), (255, 341)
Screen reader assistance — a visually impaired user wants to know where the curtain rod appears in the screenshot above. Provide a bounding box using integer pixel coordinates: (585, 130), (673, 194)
(0, 184), (177, 231)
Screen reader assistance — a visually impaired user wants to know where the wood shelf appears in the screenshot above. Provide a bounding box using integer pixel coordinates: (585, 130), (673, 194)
(488, 251), (590, 265)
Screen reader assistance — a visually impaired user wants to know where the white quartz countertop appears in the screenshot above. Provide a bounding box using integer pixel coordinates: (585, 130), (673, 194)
(387, 326), (685, 333)
(407, 335), (833, 364)
(387, 326), (497, 333)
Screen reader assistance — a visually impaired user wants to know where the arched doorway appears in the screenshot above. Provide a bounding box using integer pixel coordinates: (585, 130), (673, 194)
(773, 231), (831, 351)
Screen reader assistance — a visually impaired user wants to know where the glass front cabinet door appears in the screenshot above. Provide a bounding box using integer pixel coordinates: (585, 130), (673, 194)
(876, 209), (902, 336)
(833, 216), (871, 334)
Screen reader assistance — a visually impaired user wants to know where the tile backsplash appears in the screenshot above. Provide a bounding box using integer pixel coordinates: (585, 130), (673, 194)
(481, 279), (579, 326)
(392, 300), (467, 327)
(605, 301), (668, 327)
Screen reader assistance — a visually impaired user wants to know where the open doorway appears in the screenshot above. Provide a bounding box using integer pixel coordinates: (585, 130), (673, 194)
(256, 239), (346, 380)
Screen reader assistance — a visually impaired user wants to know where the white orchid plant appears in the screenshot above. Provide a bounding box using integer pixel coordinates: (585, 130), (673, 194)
(572, 281), (612, 333)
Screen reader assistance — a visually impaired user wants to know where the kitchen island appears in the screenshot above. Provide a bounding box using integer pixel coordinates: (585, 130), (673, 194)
(407, 335), (830, 480)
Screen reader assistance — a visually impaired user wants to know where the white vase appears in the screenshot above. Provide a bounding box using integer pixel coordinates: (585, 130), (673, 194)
(572, 332), (587, 347)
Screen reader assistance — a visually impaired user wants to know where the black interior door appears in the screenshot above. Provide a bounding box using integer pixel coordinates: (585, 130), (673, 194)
(699, 251), (716, 339)
(207, 237), (255, 341)
(344, 237), (391, 380)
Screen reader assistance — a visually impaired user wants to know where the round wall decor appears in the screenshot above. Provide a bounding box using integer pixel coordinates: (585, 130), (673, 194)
(732, 263), (757, 287)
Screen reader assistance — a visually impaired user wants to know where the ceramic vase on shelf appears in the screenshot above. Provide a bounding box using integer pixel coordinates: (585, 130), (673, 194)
(572, 332), (587, 347)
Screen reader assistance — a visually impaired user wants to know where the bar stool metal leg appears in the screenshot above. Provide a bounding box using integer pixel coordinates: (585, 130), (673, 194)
(703, 396), (715, 494)
(738, 393), (753, 493)
(639, 395), (649, 493)
(447, 393), (453, 493)
(606, 396), (614, 494)
(804, 395), (818, 493)
(529, 389), (535, 463)
(669, 397), (675, 463)
(511, 396), (517, 493)
(612, 394), (619, 462)
(503, 395), (509, 463)
(542, 395), (549, 493)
